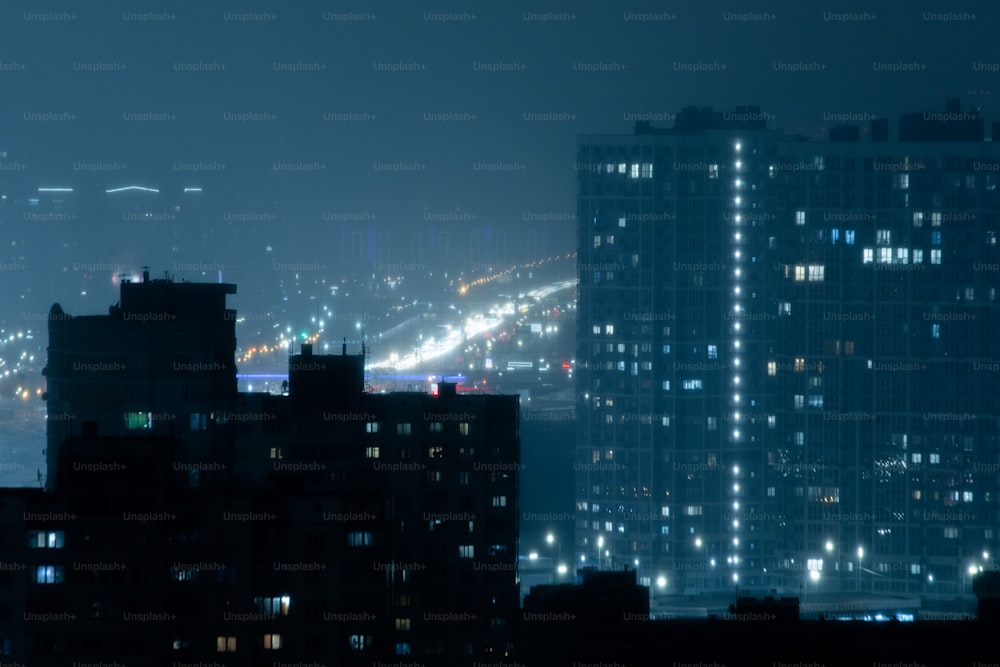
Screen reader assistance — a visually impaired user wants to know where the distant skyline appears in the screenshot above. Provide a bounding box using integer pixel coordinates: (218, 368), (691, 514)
(2, 0), (997, 259)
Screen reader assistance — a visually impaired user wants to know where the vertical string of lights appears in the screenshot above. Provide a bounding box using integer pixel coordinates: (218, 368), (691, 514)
(728, 141), (744, 588)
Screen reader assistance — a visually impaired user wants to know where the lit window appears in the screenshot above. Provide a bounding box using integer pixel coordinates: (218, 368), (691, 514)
(492, 495), (507, 507)
(931, 250), (941, 264)
(931, 212), (941, 227)
(932, 324), (940, 339)
(605, 324), (614, 335)
(896, 248), (909, 264)
(794, 266), (805, 281)
(349, 635), (372, 651)
(767, 361), (776, 376)
(944, 527), (958, 539)
(630, 163), (640, 179)
(808, 265), (824, 281)
(794, 395), (804, 409)
(395, 618), (411, 631)
(684, 506), (702, 516)
(28, 530), (64, 549)
(913, 249), (923, 263)
(429, 422), (443, 433)
(767, 487), (775, 497)
(593, 325), (601, 335)
(619, 216), (627, 227)
(661, 506), (670, 517)
(254, 596), (290, 616)
(795, 211), (805, 226)
(618, 162), (626, 174)
(708, 345), (717, 359)
(845, 230), (855, 244)
(931, 231), (941, 245)
(365, 446), (380, 459)
(217, 636), (237, 653)
(913, 212), (924, 227)
(662, 381), (670, 390)
(794, 358), (805, 372)
(963, 491), (973, 502)
(347, 531), (372, 547)
(33, 565), (64, 584)
(708, 164), (719, 179)
(459, 422), (470, 436)
(930, 453), (940, 464)
(459, 545), (474, 558)
(125, 411), (151, 430)
(641, 163), (653, 178)
(878, 247), (892, 263)
(189, 413), (208, 430)
(263, 634), (281, 650)
(427, 446), (444, 459)
(767, 415), (776, 429)
(366, 421), (379, 433)
(593, 235), (601, 248)
(682, 379), (702, 390)
(396, 642), (411, 655)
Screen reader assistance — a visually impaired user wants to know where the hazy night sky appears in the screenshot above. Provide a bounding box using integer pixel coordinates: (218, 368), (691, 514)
(1, 0), (997, 295)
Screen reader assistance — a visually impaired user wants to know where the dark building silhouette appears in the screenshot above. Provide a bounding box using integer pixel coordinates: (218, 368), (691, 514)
(519, 574), (996, 666)
(43, 270), (239, 491)
(0, 275), (519, 664)
(575, 100), (1000, 613)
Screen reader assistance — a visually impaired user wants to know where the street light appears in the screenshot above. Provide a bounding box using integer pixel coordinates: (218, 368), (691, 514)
(857, 547), (864, 592)
(968, 563), (979, 615)
(546, 532), (562, 573)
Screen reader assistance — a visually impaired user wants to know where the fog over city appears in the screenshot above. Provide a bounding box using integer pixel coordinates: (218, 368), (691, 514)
(1, 1), (999, 664)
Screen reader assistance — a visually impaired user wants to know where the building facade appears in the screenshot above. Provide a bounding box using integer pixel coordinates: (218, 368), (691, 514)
(0, 275), (520, 664)
(575, 102), (1000, 603)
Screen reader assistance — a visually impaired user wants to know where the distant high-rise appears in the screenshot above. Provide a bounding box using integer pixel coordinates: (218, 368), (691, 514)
(575, 102), (1000, 605)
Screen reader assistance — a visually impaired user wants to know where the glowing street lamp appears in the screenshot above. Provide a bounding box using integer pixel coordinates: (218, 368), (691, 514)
(857, 547), (864, 591)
